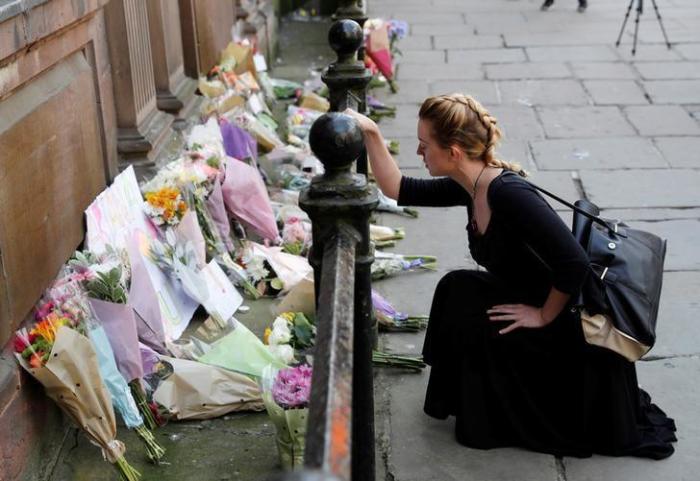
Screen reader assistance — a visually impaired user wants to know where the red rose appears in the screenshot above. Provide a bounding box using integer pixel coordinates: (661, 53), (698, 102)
(13, 335), (28, 353)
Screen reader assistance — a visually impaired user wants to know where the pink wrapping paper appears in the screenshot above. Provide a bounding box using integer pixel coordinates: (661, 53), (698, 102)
(88, 298), (144, 382)
(126, 232), (168, 354)
(221, 157), (279, 242)
(366, 24), (394, 80)
(206, 179), (235, 251)
(175, 210), (207, 268)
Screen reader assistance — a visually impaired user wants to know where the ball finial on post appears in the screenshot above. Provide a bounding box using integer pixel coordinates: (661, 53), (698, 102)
(328, 19), (363, 64)
(309, 113), (364, 173)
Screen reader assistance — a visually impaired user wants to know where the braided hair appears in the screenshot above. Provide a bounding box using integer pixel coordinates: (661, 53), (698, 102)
(418, 93), (527, 177)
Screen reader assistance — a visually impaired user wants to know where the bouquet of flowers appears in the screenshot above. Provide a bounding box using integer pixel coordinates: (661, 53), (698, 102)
(142, 185), (188, 227)
(14, 305), (141, 480)
(264, 312), (316, 364)
(281, 216), (311, 256)
(261, 364), (312, 470)
(370, 224), (405, 248)
(372, 252), (436, 281)
(372, 290), (428, 332)
(372, 351), (426, 372)
(70, 249), (162, 433)
(376, 190), (419, 218)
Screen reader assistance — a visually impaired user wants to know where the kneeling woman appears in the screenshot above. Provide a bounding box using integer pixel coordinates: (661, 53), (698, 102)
(346, 94), (676, 459)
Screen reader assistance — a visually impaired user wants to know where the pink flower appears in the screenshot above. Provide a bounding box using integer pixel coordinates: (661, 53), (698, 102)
(282, 217), (308, 245)
(272, 365), (312, 409)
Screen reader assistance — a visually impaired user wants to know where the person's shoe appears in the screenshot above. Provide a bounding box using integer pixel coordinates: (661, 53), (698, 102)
(577, 0), (587, 13)
(541, 0), (555, 11)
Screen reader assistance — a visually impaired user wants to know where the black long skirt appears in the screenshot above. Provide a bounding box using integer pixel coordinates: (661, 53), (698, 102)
(422, 270), (677, 459)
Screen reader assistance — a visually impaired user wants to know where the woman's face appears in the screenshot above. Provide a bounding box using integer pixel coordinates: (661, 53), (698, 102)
(417, 119), (452, 176)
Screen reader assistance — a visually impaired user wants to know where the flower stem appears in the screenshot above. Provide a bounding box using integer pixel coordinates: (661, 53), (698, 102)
(135, 425), (165, 464)
(129, 380), (158, 430)
(115, 456), (141, 481)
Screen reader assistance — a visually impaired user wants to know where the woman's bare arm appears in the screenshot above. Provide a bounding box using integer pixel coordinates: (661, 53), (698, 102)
(344, 109), (402, 199)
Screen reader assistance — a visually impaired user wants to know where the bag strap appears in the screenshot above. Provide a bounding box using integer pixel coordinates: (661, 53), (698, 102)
(519, 177), (615, 232)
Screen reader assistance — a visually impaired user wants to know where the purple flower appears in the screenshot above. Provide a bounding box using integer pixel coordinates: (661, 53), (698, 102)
(388, 20), (408, 41)
(372, 289), (407, 322)
(272, 364), (313, 409)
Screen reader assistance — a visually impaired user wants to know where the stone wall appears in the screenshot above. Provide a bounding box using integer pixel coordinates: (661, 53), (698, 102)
(0, 1), (115, 478)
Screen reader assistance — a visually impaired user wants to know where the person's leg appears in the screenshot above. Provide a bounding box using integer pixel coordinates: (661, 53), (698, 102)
(541, 0), (555, 11)
(578, 0), (588, 12)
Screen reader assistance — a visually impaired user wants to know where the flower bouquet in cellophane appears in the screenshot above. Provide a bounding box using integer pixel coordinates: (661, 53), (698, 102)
(14, 306), (141, 481)
(261, 364), (312, 470)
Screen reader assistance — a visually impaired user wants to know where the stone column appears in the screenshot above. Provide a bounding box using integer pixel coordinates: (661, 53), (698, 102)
(179, 0), (237, 78)
(146, 0), (198, 120)
(104, 0), (174, 167)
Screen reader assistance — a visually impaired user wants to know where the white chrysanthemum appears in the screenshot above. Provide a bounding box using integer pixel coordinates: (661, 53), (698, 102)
(269, 344), (295, 364)
(269, 322), (292, 345)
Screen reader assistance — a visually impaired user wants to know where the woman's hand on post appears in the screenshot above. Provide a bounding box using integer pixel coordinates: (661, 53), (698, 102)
(344, 108), (379, 136)
(487, 304), (552, 335)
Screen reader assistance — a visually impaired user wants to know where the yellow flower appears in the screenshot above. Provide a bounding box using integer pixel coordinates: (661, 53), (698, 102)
(263, 328), (272, 345)
(280, 312), (295, 322)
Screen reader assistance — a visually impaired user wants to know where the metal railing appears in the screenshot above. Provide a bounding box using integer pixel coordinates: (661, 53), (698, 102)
(271, 13), (377, 481)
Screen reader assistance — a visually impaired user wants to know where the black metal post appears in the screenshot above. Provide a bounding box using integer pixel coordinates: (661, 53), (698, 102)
(300, 113), (378, 481)
(322, 20), (372, 175)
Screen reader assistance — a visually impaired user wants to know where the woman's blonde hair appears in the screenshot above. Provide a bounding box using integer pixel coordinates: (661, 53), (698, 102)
(418, 93), (527, 177)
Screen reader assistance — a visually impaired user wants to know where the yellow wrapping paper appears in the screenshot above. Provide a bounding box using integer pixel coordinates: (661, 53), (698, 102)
(16, 326), (125, 463)
(153, 356), (264, 420)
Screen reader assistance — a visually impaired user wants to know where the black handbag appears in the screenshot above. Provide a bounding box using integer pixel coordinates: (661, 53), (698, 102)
(528, 182), (666, 361)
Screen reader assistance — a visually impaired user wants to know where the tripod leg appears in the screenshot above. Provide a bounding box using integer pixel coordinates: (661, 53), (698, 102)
(616, 0), (635, 47)
(650, 0), (672, 49)
(632, 0), (642, 56)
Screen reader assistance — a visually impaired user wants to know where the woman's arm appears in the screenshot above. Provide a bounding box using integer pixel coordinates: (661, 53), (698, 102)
(344, 109), (401, 199)
(488, 287), (570, 334)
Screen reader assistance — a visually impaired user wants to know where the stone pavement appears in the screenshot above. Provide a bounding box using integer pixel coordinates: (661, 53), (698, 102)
(368, 1), (700, 480)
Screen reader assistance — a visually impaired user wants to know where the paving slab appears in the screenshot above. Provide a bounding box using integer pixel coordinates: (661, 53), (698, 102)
(373, 79), (431, 105)
(584, 80), (650, 105)
(504, 32), (615, 47)
(579, 169), (700, 208)
(446, 48), (527, 64)
(498, 79), (590, 106)
(675, 43), (700, 61)
(486, 105), (545, 140)
(496, 139), (537, 172)
(485, 62), (572, 80)
(377, 104), (421, 138)
(391, 136), (422, 169)
(430, 80), (500, 104)
(531, 138), (667, 170)
(399, 50), (446, 65)
(624, 105), (700, 136)
(525, 170), (580, 211)
(635, 62), (700, 80)
(398, 35), (433, 51)
(538, 106), (637, 138)
(526, 45), (621, 62)
(394, 12), (467, 25)
(570, 62), (640, 80)
(398, 62), (485, 80)
(410, 23), (474, 36)
(564, 357), (700, 481)
(600, 208), (700, 222)
(631, 219), (700, 271)
(384, 368), (559, 481)
(653, 271), (700, 359)
(643, 80), (700, 104)
(653, 137), (700, 168)
(615, 44), (684, 62)
(434, 34), (504, 50)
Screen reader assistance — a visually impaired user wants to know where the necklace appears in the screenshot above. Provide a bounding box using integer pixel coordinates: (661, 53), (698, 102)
(472, 164), (488, 197)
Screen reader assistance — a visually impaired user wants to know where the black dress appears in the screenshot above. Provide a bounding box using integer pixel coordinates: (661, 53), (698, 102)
(397, 171), (677, 459)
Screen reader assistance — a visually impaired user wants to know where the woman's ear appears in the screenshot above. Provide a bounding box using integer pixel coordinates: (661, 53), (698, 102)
(448, 145), (462, 163)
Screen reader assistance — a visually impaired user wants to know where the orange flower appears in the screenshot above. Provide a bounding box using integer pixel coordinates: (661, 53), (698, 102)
(30, 313), (69, 344)
(29, 352), (45, 369)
